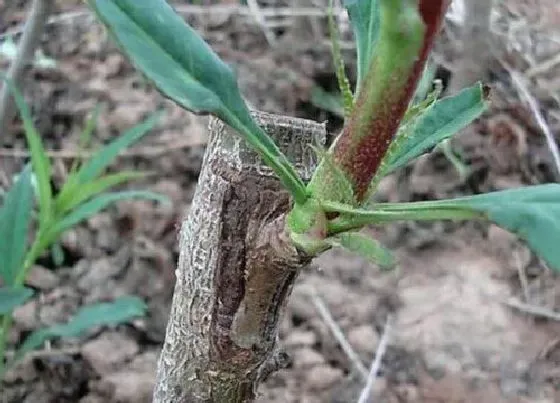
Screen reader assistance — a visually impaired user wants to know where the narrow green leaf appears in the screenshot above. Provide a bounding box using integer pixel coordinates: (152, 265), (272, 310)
(310, 86), (344, 118)
(57, 113), (157, 213)
(14, 296), (146, 361)
(0, 166), (34, 285)
(51, 242), (65, 267)
(76, 113), (159, 183)
(438, 139), (470, 179)
(328, 0), (353, 115)
(48, 191), (168, 240)
(326, 231), (395, 270)
(1, 77), (53, 227)
(322, 199), (479, 230)
(412, 62), (437, 105)
(56, 171), (147, 215)
(343, 0), (380, 92)
(367, 80), (443, 196)
(68, 103), (102, 177)
(384, 83), (489, 174)
(0, 286), (34, 315)
(347, 185), (560, 271)
(88, 0), (307, 204)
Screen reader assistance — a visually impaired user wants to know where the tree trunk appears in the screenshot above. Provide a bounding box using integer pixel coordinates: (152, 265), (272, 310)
(153, 111), (326, 402)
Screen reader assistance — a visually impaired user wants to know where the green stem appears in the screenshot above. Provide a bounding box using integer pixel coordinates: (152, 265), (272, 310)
(326, 204), (482, 234)
(0, 231), (51, 376)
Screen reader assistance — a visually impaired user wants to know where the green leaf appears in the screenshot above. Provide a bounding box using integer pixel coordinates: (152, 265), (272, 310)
(0, 166), (34, 285)
(343, 0), (380, 92)
(48, 191), (168, 241)
(76, 113), (159, 183)
(57, 112), (157, 214)
(15, 296), (146, 361)
(438, 139), (470, 180)
(310, 86), (344, 118)
(328, 0), (353, 116)
(88, 0), (307, 204)
(1, 77), (53, 227)
(0, 286), (34, 315)
(51, 243), (65, 267)
(367, 81), (442, 197)
(420, 185), (560, 271)
(384, 83), (489, 174)
(56, 171), (147, 215)
(326, 231), (395, 270)
(68, 103), (102, 177)
(412, 62), (437, 105)
(330, 185), (560, 271)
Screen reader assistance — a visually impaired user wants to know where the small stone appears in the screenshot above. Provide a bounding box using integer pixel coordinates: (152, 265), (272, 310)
(12, 300), (38, 330)
(284, 330), (316, 348)
(305, 365), (343, 390)
(347, 325), (379, 356)
(293, 348), (325, 370)
(81, 332), (139, 374)
(487, 224), (518, 257)
(106, 369), (155, 402)
(2, 356), (36, 383)
(289, 293), (317, 323)
(26, 265), (60, 290)
(77, 257), (124, 292)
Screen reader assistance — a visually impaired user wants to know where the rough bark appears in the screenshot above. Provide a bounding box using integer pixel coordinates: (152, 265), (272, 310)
(153, 111), (326, 402)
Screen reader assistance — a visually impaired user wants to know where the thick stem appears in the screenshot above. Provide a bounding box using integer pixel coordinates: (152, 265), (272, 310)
(311, 0), (449, 204)
(153, 111), (325, 402)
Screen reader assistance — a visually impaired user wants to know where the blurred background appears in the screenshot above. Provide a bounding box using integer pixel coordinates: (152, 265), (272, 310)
(1, 1), (560, 402)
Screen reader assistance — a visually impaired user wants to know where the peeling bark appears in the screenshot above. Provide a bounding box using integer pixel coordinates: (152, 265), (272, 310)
(153, 111), (326, 402)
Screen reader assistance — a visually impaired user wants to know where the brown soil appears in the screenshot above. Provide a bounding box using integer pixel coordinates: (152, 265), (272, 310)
(1, 1), (560, 402)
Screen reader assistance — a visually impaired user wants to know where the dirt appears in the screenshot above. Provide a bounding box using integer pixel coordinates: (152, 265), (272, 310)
(1, 1), (560, 402)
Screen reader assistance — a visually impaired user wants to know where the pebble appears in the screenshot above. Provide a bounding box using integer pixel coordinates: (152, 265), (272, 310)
(347, 325), (379, 356)
(284, 330), (317, 348)
(305, 365), (344, 390)
(81, 332), (139, 374)
(26, 265), (60, 290)
(292, 348), (325, 370)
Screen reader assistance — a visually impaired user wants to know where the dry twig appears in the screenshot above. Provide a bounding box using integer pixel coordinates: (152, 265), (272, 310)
(308, 287), (369, 381)
(0, 0), (54, 141)
(504, 65), (560, 178)
(246, 0), (276, 46)
(357, 315), (392, 403)
(504, 298), (560, 322)
(525, 53), (560, 78)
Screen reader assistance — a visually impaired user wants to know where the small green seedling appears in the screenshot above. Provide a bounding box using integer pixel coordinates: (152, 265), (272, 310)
(0, 80), (168, 377)
(89, 0), (560, 275)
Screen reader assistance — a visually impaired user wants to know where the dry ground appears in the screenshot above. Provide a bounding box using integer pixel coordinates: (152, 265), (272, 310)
(1, 1), (560, 402)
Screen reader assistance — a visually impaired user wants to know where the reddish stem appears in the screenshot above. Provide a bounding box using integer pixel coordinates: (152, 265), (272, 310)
(333, 0), (450, 202)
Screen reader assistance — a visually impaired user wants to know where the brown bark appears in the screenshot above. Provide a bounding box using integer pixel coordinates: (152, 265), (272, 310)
(153, 111), (326, 402)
